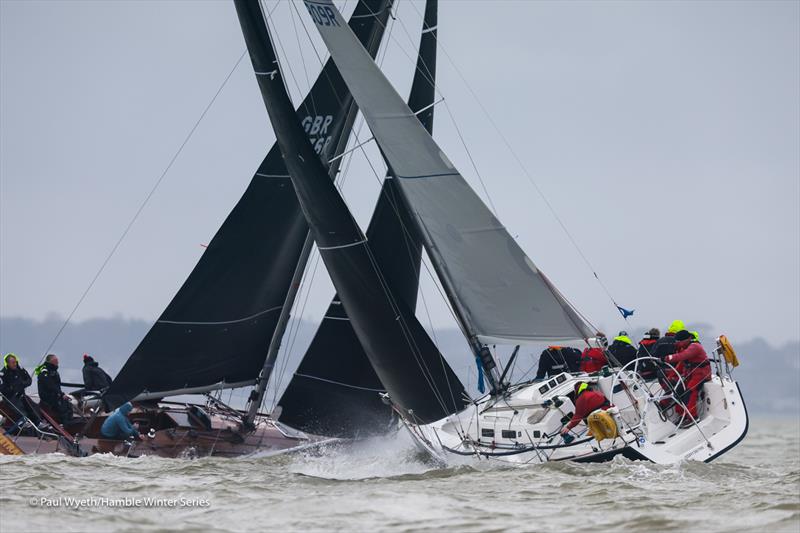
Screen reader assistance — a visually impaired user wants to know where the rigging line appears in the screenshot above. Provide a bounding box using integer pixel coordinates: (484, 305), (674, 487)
(265, 5), (402, 409)
(391, 11), (499, 216)
(293, 1), (459, 418)
(37, 48), (248, 363)
(287, 0), (316, 114)
(260, 4), (362, 410)
(290, 3), (466, 420)
(264, 2), (306, 106)
(405, 1), (621, 313)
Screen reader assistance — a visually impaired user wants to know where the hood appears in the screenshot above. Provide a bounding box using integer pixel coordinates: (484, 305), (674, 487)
(118, 402), (133, 415)
(3, 353), (18, 368)
(613, 335), (633, 346)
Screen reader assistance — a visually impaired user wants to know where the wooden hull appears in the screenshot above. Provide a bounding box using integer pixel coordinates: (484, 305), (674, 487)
(1, 401), (331, 458)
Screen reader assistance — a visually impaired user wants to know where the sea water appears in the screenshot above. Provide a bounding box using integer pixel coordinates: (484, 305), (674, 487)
(1, 418), (798, 532)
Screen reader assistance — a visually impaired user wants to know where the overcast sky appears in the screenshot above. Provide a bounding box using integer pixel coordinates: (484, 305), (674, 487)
(1, 0), (798, 347)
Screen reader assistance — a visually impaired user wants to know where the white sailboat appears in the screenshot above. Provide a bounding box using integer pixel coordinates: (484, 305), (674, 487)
(295, 0), (748, 465)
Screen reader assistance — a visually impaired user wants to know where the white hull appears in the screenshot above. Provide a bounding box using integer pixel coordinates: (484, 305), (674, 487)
(400, 366), (748, 466)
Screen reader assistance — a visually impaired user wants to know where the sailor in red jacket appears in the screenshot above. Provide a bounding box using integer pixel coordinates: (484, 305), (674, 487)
(560, 382), (611, 435)
(579, 333), (608, 373)
(665, 329), (712, 423)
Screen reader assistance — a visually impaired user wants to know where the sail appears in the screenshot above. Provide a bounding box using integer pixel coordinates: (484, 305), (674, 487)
(303, 0), (594, 346)
(240, 0), (467, 424)
(277, 0), (438, 437)
(103, 0), (393, 409)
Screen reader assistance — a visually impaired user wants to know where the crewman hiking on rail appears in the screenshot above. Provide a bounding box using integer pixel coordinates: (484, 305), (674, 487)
(101, 402), (142, 441)
(535, 346), (581, 379)
(560, 382), (611, 436)
(35, 354), (74, 424)
(82, 354), (113, 392)
(665, 330), (712, 426)
(0, 353), (42, 429)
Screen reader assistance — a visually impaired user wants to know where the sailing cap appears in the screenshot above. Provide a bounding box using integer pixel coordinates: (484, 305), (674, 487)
(675, 330), (692, 341)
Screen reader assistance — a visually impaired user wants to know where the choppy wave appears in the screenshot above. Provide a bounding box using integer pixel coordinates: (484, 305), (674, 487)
(0, 419), (798, 532)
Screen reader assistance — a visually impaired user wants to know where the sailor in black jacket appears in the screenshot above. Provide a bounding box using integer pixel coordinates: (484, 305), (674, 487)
(0, 353), (41, 425)
(82, 354), (113, 391)
(535, 346), (581, 379)
(36, 354), (73, 424)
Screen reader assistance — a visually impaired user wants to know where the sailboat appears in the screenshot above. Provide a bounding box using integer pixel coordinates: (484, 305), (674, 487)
(247, 0), (749, 465)
(0, 0), (441, 457)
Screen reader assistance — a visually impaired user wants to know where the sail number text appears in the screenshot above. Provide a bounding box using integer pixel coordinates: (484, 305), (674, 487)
(304, 2), (340, 27)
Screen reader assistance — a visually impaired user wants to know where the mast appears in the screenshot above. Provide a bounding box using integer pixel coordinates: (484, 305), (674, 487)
(277, 0), (441, 437)
(234, 0), (467, 424)
(242, 232), (312, 426)
(241, 1), (393, 426)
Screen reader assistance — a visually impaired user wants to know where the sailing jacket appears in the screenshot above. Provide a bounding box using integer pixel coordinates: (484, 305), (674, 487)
(0, 366), (32, 401)
(579, 347), (607, 373)
(37, 362), (64, 407)
(666, 342), (711, 384)
(535, 347), (581, 379)
(608, 338), (637, 367)
(651, 333), (678, 360)
(635, 338), (659, 379)
(565, 390), (610, 431)
(101, 402), (138, 440)
(83, 360), (113, 391)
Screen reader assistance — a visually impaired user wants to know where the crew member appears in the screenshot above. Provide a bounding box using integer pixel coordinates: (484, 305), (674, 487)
(0, 353), (41, 426)
(560, 382), (611, 435)
(100, 402), (141, 441)
(608, 332), (637, 367)
(635, 328), (660, 380)
(580, 333), (608, 373)
(652, 319), (685, 360)
(82, 354), (113, 391)
(36, 354), (73, 424)
(535, 346), (581, 379)
(665, 330), (712, 424)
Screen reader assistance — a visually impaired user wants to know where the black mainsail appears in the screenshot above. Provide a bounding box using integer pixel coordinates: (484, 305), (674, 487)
(303, 0), (594, 356)
(238, 0), (466, 424)
(104, 0), (392, 409)
(277, 0), (439, 437)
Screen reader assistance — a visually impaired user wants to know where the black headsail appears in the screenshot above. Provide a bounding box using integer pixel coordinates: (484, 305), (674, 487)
(277, 0), (439, 437)
(104, 0), (392, 410)
(236, 0), (466, 424)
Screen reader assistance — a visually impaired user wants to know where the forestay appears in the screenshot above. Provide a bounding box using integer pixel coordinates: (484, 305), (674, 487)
(303, 0), (593, 345)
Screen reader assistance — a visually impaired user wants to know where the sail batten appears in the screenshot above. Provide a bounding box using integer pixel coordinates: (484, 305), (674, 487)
(304, 0), (594, 346)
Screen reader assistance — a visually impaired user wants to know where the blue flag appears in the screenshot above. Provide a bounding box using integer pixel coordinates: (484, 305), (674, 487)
(475, 355), (485, 394)
(616, 305), (635, 320)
